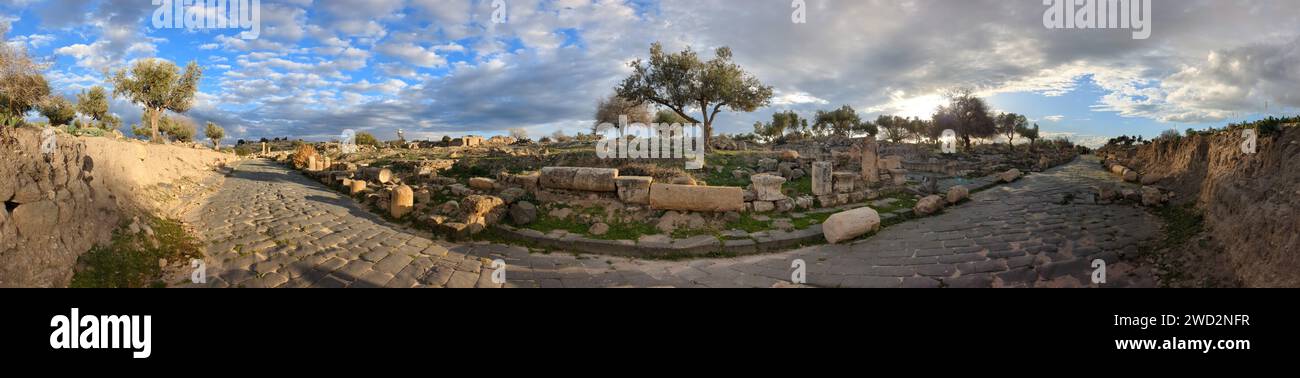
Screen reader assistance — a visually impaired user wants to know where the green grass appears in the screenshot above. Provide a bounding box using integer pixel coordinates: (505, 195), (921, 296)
(1153, 203), (1204, 248)
(785, 175), (812, 196)
(791, 212), (833, 230)
(725, 213), (773, 233)
(70, 217), (203, 288)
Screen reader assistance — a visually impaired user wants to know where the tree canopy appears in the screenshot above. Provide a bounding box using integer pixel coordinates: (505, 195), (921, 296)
(109, 59), (202, 142)
(39, 96), (76, 126)
(617, 42), (773, 149)
(932, 88), (996, 149)
(814, 105), (874, 137)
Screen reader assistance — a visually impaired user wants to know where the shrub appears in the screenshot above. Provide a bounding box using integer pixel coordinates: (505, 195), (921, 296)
(291, 144), (318, 169)
(234, 145), (253, 156)
(355, 132), (379, 147)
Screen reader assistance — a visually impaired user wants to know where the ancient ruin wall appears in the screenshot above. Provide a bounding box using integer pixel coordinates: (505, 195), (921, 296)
(0, 127), (232, 287)
(1109, 128), (1300, 287)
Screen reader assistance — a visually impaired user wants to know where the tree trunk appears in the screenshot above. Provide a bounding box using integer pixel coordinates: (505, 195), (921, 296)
(149, 108), (161, 143)
(703, 121), (713, 152)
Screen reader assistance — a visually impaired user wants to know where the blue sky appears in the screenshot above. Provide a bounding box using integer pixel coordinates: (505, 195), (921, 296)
(3, 0), (1298, 147)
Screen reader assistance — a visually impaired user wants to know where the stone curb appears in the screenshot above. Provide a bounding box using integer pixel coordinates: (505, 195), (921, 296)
(490, 224), (825, 258)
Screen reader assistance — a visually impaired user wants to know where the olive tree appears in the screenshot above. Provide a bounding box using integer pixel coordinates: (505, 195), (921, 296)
(39, 96), (76, 126)
(814, 105), (874, 138)
(76, 86), (112, 128)
(109, 59), (202, 142)
(1, 23), (50, 121)
(593, 94), (651, 133)
(996, 112), (1028, 148)
(932, 88), (996, 149)
(617, 42), (773, 150)
(205, 122), (225, 149)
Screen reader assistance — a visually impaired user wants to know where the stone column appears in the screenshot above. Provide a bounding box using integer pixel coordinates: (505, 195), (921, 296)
(811, 161), (833, 196)
(861, 139), (879, 183)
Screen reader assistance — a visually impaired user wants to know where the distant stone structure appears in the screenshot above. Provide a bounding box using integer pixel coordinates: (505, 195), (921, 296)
(451, 136), (484, 147)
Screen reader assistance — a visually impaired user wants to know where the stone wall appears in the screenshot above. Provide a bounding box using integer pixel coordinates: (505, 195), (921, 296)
(1100, 127), (1300, 287)
(0, 127), (232, 287)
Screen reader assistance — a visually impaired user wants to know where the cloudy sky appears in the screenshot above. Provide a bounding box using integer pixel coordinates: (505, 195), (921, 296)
(2, 0), (1298, 147)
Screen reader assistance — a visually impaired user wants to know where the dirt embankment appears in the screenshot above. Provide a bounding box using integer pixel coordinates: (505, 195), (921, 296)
(1101, 127), (1300, 287)
(0, 127), (234, 287)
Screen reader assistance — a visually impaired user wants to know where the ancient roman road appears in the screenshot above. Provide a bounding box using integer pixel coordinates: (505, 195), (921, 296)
(187, 157), (1158, 288)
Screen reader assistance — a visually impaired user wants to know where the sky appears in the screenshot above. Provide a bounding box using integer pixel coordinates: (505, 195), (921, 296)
(2, 0), (1298, 147)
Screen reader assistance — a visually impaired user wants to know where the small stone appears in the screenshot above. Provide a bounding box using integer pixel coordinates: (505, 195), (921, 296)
(913, 195), (945, 216)
(589, 223), (610, 236)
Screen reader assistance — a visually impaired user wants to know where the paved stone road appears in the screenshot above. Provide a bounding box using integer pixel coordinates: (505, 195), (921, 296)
(189, 157), (1157, 288)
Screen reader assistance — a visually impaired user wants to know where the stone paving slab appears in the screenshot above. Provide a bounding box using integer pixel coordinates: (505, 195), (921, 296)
(187, 157), (1157, 288)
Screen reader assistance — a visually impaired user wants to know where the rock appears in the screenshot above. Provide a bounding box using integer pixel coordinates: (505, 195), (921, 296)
(774, 198), (795, 213)
(816, 194), (839, 208)
(349, 180), (367, 195)
(390, 185), (414, 219)
(732, 169), (751, 181)
(539, 167), (618, 192)
(777, 162), (795, 179)
(780, 150), (800, 161)
(1121, 188), (1140, 202)
(878, 155), (903, 170)
(449, 184), (473, 196)
(589, 223), (610, 236)
(460, 195), (505, 225)
(794, 196), (814, 209)
(751, 174), (787, 201)
(998, 168), (1023, 183)
(790, 168), (805, 180)
(913, 195), (945, 216)
(509, 201), (538, 225)
(670, 176), (697, 186)
(439, 200), (460, 215)
(811, 161), (834, 196)
(1097, 185), (1119, 201)
(468, 177), (497, 191)
(1140, 174), (1160, 185)
(11, 200), (58, 237)
(822, 207), (882, 244)
(615, 176), (653, 205)
(656, 211), (707, 234)
(752, 201), (776, 213)
(1141, 186), (1164, 207)
(498, 187), (527, 204)
(437, 222), (473, 240)
(758, 158), (778, 171)
(772, 219), (794, 231)
(1122, 169), (1139, 183)
(648, 184), (745, 212)
(549, 207), (573, 219)
(946, 185), (969, 205)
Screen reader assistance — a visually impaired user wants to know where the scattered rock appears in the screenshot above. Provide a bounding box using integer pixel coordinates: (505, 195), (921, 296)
(998, 168), (1023, 183)
(509, 201), (538, 225)
(913, 195), (945, 216)
(468, 177), (497, 191)
(1141, 186), (1164, 207)
(780, 150), (800, 161)
(589, 223), (610, 236)
(822, 207), (881, 244)
(548, 207), (573, 219)
(752, 201), (776, 213)
(946, 185), (969, 205)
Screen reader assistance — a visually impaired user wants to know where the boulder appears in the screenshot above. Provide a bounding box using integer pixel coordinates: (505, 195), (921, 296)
(998, 169), (1022, 183)
(1141, 186), (1164, 207)
(468, 177), (497, 191)
(913, 195), (945, 216)
(822, 207), (882, 244)
(811, 161), (834, 196)
(1122, 169), (1139, 183)
(774, 198), (795, 213)
(648, 184), (745, 212)
(439, 200), (460, 215)
(461, 195), (505, 226)
(1097, 185), (1119, 201)
(794, 196), (814, 210)
(589, 223), (610, 236)
(752, 201), (776, 213)
(390, 185), (414, 219)
(509, 201), (538, 225)
(751, 174), (787, 201)
(540, 167), (618, 192)
(946, 185), (969, 205)
(779, 150), (800, 161)
(615, 176), (653, 205)
(878, 155), (903, 170)
(655, 211), (707, 234)
(498, 187), (527, 204)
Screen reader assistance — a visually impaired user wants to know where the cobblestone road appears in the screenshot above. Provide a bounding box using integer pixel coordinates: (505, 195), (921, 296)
(189, 157), (1158, 288)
